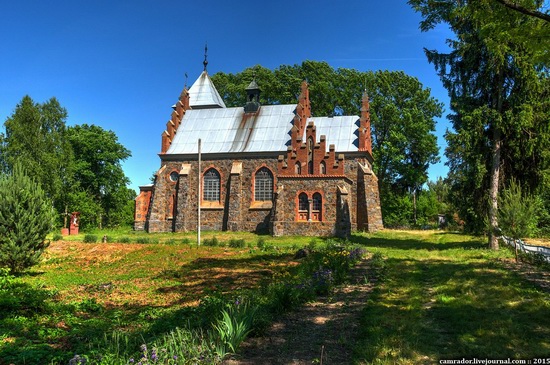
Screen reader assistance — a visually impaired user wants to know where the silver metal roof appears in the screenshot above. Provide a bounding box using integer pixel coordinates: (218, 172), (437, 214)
(188, 71), (226, 109)
(165, 105), (361, 155)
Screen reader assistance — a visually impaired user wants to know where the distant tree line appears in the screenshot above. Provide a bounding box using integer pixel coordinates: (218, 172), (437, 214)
(0, 96), (135, 231)
(212, 62), (447, 228)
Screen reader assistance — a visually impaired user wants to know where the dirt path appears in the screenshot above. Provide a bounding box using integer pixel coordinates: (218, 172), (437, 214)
(223, 258), (375, 365)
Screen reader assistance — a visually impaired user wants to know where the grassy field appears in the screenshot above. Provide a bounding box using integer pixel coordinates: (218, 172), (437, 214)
(352, 230), (550, 364)
(1, 229), (548, 364)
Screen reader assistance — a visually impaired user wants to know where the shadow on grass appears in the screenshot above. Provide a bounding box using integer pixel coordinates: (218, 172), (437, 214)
(355, 256), (550, 362)
(0, 252), (297, 365)
(155, 252), (295, 299)
(350, 232), (486, 251)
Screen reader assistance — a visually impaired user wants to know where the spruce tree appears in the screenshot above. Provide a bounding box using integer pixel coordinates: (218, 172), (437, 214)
(0, 163), (55, 273)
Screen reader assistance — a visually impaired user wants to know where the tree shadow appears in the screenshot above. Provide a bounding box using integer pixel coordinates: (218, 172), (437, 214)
(350, 232), (485, 251)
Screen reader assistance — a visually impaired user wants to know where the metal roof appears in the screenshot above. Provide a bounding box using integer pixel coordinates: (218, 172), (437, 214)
(188, 71), (226, 109)
(165, 105), (361, 155)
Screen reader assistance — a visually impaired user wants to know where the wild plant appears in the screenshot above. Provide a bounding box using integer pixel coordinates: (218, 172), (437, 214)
(213, 299), (258, 354)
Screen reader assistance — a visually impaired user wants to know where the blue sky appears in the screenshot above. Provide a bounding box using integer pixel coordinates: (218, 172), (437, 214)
(0, 0), (453, 192)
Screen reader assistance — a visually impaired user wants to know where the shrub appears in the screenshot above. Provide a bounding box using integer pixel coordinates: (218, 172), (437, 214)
(228, 239), (246, 248)
(52, 233), (63, 242)
(182, 238), (191, 245)
(203, 237), (219, 247)
(83, 234), (98, 243)
(136, 237), (150, 244)
(119, 236), (131, 243)
(257, 237), (266, 250)
(0, 163), (55, 273)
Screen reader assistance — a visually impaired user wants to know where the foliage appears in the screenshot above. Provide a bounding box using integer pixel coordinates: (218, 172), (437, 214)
(213, 300), (258, 354)
(0, 163), (55, 273)
(212, 62), (443, 220)
(498, 179), (540, 239)
(0, 96), (74, 217)
(66, 124), (133, 229)
(409, 0), (550, 247)
(83, 234), (98, 244)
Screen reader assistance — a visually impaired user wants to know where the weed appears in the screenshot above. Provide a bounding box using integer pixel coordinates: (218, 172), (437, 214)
(203, 237), (220, 247)
(119, 236), (131, 243)
(83, 234), (98, 243)
(52, 233), (63, 241)
(228, 238), (246, 248)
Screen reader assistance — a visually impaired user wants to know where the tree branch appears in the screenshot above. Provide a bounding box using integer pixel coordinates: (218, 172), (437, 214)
(494, 0), (550, 23)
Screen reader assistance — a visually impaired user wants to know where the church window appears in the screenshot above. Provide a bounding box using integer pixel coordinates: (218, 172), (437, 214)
(255, 167), (273, 201)
(203, 168), (220, 201)
(295, 162), (301, 175)
(312, 193), (322, 221)
(320, 161), (326, 175)
(298, 193), (309, 221)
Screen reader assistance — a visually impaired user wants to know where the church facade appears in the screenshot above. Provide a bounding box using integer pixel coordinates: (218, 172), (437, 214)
(134, 66), (383, 237)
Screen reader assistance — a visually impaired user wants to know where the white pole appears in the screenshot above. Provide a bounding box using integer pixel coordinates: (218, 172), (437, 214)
(197, 138), (201, 247)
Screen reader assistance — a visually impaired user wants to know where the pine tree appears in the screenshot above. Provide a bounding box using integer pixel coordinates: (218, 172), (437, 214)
(0, 163), (55, 273)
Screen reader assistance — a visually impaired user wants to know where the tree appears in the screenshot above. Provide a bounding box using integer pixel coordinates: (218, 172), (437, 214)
(498, 179), (540, 261)
(0, 96), (74, 215)
(409, 0), (550, 248)
(0, 163), (55, 273)
(212, 62), (443, 226)
(494, 0), (550, 23)
(66, 124), (132, 228)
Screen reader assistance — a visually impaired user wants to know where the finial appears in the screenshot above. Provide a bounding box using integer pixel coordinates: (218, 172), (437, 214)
(184, 72), (188, 88)
(203, 43), (208, 72)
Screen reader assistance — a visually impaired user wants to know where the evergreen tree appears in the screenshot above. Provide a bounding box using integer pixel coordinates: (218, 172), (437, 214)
(409, 0), (550, 247)
(0, 163), (55, 273)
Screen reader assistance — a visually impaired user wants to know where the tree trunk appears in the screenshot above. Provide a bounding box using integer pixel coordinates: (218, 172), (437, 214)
(488, 126), (501, 250)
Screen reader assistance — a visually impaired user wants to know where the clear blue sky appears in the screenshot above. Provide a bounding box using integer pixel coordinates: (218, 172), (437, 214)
(0, 0), (452, 192)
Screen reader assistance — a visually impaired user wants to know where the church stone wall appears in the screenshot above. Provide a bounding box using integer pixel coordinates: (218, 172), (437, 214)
(141, 154), (383, 235)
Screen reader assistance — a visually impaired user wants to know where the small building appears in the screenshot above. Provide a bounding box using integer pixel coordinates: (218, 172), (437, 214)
(135, 63), (383, 237)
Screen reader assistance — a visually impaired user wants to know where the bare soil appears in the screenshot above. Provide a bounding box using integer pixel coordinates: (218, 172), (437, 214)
(223, 258), (375, 365)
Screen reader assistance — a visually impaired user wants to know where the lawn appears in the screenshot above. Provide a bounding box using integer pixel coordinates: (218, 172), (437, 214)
(352, 230), (550, 364)
(1, 229), (548, 364)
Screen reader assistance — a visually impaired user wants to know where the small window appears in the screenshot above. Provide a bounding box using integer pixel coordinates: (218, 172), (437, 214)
(312, 193), (322, 221)
(203, 169), (220, 201)
(320, 161), (326, 175)
(169, 171), (179, 182)
(298, 193), (309, 221)
(255, 167), (273, 201)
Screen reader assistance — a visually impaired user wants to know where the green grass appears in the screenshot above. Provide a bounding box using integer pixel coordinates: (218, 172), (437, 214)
(352, 230), (550, 363)
(6, 229), (550, 364)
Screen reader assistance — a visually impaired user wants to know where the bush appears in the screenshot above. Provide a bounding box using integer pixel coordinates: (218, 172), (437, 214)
(83, 234), (98, 243)
(119, 236), (131, 243)
(203, 237), (219, 247)
(0, 163), (55, 273)
(228, 239), (246, 248)
(52, 233), (63, 241)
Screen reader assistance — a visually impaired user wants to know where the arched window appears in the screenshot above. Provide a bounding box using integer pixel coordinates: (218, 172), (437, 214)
(320, 161), (326, 175)
(312, 193), (322, 221)
(255, 167), (273, 201)
(298, 193), (309, 221)
(295, 162), (301, 175)
(203, 168), (220, 201)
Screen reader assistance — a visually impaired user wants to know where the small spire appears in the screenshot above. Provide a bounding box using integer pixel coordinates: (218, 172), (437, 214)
(184, 72), (188, 89)
(203, 43), (208, 72)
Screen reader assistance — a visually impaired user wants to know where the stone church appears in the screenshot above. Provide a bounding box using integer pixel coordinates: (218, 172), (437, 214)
(134, 61), (383, 237)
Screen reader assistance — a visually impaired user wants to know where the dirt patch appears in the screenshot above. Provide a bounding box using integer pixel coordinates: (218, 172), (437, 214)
(223, 258), (375, 365)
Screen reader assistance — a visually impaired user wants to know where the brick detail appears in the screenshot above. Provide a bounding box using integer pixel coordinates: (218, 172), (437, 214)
(226, 162), (243, 231)
(134, 186), (152, 230)
(358, 92), (372, 154)
(161, 88), (190, 154)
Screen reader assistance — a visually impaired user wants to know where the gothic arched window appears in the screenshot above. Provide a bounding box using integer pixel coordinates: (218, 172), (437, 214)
(255, 167), (273, 201)
(312, 193), (322, 221)
(298, 193), (309, 221)
(203, 168), (220, 201)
